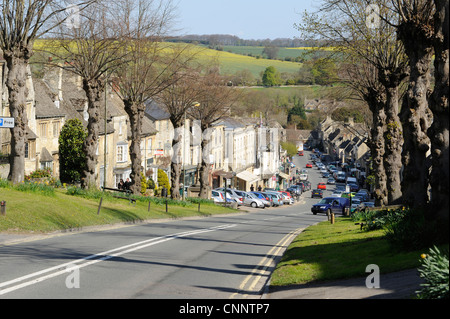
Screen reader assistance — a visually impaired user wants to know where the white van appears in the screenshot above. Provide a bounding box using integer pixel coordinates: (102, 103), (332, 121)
(300, 173), (308, 181)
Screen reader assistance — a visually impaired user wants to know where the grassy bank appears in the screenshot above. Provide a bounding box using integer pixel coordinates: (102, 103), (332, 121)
(0, 187), (237, 234)
(270, 217), (423, 287)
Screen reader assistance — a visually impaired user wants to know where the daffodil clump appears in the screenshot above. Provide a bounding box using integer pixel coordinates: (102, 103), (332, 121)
(416, 246), (449, 299)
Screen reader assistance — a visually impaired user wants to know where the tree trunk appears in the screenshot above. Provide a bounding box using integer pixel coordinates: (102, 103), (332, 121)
(366, 88), (388, 206)
(81, 79), (103, 189)
(398, 19), (435, 209)
(124, 100), (143, 195)
(4, 48), (30, 184)
(198, 125), (214, 199)
(383, 85), (404, 204)
(428, 0), (449, 223)
(170, 123), (183, 200)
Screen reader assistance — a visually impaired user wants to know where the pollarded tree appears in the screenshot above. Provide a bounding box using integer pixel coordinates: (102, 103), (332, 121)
(0, 0), (94, 184)
(188, 70), (241, 198)
(299, 0), (408, 204)
(393, 0), (435, 208)
(42, 1), (130, 189)
(58, 118), (87, 184)
(112, 0), (198, 195)
(428, 0), (449, 224)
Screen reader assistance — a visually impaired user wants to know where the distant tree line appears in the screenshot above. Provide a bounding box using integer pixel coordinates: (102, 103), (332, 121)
(167, 34), (327, 48)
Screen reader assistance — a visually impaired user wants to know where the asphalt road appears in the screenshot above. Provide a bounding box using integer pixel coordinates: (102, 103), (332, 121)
(0, 152), (331, 299)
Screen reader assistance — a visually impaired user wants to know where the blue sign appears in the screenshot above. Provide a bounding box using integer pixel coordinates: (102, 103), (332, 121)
(0, 117), (14, 128)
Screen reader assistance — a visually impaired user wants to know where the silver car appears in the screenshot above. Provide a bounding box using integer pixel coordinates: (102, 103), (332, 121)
(235, 191), (265, 208)
(214, 188), (244, 205)
(265, 192), (284, 206)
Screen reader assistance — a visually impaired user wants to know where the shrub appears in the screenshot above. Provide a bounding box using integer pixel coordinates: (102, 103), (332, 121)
(157, 169), (171, 196)
(416, 246), (449, 299)
(59, 118), (87, 183)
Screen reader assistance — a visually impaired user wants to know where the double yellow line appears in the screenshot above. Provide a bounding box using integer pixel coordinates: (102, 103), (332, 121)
(230, 227), (305, 299)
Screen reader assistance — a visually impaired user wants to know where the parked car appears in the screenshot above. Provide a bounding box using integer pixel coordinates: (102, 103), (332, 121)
(296, 182), (306, 192)
(303, 180), (311, 191)
(287, 186), (301, 196)
(362, 202), (375, 210)
(251, 192), (272, 207)
(327, 177), (336, 184)
(341, 192), (356, 199)
(238, 191), (265, 208)
(331, 190), (344, 197)
(348, 182), (360, 192)
(265, 192), (284, 206)
(311, 197), (350, 215)
(322, 172), (330, 178)
(212, 190), (224, 203)
(317, 182), (326, 190)
(212, 190), (234, 203)
(214, 188), (244, 205)
(311, 189), (323, 198)
(350, 198), (363, 213)
(356, 189), (370, 201)
(281, 190), (292, 198)
(280, 193), (292, 205)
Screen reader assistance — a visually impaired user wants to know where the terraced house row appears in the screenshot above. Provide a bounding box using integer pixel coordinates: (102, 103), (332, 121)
(0, 63), (286, 192)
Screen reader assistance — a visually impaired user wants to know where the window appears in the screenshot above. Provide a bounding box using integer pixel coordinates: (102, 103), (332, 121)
(41, 161), (53, 170)
(24, 141), (36, 159)
(116, 144), (127, 163)
(39, 122), (48, 137)
(52, 121), (61, 137)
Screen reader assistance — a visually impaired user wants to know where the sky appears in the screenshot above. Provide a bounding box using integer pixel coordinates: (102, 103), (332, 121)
(174, 0), (320, 40)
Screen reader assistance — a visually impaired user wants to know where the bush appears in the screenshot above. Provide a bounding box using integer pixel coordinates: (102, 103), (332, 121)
(157, 169), (171, 196)
(416, 246), (449, 299)
(59, 118), (87, 183)
(352, 206), (447, 251)
(351, 207), (407, 232)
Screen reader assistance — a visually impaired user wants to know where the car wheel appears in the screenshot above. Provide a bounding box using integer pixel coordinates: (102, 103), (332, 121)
(251, 202), (257, 208)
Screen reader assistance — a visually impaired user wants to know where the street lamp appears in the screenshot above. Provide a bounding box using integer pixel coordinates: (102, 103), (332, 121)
(182, 102), (200, 201)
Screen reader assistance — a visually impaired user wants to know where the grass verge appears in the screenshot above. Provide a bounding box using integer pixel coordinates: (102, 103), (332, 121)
(270, 216), (423, 287)
(0, 187), (238, 234)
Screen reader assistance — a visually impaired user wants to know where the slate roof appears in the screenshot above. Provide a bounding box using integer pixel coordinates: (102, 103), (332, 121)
(144, 99), (170, 121)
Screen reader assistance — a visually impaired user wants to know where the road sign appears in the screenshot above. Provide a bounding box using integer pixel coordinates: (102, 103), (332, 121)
(0, 117), (14, 128)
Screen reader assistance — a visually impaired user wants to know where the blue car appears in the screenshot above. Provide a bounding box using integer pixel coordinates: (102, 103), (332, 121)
(311, 197), (350, 215)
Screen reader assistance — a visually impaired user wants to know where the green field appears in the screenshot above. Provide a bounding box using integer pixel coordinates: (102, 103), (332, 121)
(221, 45), (331, 61)
(198, 46), (303, 77)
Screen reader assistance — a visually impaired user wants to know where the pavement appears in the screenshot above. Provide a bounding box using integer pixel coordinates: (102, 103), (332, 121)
(266, 268), (424, 299)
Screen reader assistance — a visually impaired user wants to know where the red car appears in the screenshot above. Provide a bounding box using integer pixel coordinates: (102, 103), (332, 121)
(306, 163), (313, 168)
(317, 183), (326, 190)
(298, 151), (304, 156)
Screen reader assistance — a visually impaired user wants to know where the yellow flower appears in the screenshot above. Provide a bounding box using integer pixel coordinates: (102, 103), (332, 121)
(421, 254), (427, 259)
